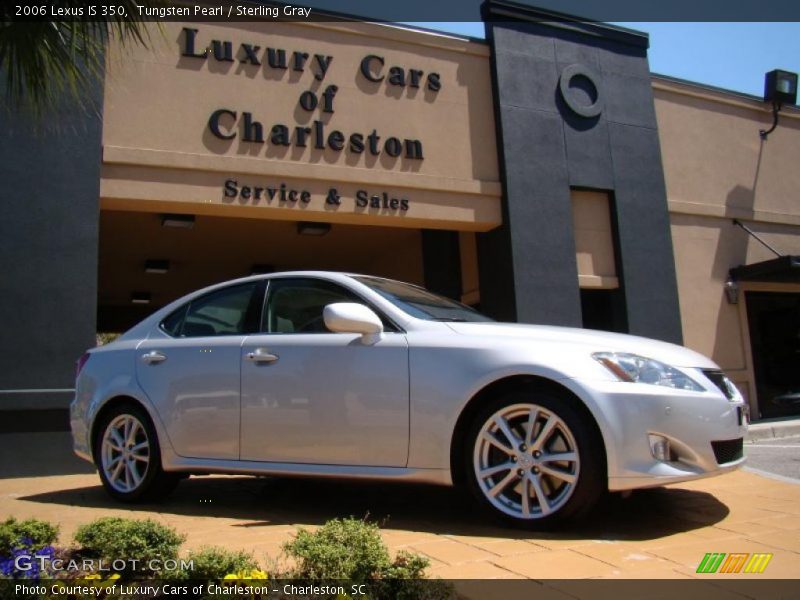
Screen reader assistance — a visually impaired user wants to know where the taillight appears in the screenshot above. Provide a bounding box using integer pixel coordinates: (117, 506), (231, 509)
(76, 353), (91, 379)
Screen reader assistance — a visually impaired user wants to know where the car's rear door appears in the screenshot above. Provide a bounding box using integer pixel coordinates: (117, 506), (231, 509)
(135, 280), (265, 460)
(239, 277), (409, 466)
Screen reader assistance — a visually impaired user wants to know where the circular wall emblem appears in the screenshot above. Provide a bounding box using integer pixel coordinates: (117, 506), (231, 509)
(558, 63), (603, 118)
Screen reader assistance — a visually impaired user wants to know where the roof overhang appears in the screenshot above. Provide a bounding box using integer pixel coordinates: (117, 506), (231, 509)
(729, 256), (800, 283)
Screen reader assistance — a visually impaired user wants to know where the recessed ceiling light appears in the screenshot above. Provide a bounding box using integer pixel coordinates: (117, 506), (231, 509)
(161, 214), (195, 229)
(297, 221), (331, 236)
(131, 292), (151, 305)
(144, 259), (170, 274)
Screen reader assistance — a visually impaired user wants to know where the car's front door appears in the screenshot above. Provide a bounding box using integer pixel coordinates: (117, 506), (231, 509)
(240, 277), (409, 466)
(135, 281), (264, 460)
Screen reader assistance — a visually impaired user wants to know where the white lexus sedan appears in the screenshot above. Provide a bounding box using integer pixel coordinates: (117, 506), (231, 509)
(71, 272), (747, 527)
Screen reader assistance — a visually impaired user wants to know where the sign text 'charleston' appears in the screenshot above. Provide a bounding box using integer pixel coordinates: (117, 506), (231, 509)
(182, 28), (437, 161)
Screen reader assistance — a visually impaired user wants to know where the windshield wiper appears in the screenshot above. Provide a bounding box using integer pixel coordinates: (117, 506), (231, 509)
(431, 317), (469, 322)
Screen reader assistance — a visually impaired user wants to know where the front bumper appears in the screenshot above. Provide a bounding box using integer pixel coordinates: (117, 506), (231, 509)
(566, 376), (748, 492)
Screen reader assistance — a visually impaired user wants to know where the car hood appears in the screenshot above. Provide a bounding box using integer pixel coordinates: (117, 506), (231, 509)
(445, 322), (718, 369)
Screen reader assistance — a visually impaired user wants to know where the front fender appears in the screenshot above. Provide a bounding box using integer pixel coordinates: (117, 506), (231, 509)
(407, 339), (617, 473)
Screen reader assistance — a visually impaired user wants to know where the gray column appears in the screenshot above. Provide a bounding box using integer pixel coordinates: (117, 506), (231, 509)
(0, 76), (103, 413)
(480, 3), (682, 343)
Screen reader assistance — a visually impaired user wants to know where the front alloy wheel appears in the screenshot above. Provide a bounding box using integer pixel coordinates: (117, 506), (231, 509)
(474, 404), (580, 519)
(466, 392), (604, 527)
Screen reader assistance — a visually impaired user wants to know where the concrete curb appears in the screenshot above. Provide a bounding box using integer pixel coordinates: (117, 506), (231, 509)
(745, 418), (800, 442)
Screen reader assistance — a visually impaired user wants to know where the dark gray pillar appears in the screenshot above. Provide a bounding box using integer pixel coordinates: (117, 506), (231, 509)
(422, 230), (462, 300)
(0, 76), (103, 415)
(480, 2), (682, 343)
(609, 124), (682, 343)
(477, 33), (581, 326)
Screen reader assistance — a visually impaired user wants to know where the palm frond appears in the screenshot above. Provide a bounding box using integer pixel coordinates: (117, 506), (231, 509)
(0, 0), (164, 115)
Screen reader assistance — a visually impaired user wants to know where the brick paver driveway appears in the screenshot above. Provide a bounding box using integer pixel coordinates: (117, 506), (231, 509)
(2, 432), (799, 579)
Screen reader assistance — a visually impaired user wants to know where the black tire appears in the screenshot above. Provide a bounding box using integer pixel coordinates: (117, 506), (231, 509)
(463, 390), (605, 528)
(93, 403), (180, 503)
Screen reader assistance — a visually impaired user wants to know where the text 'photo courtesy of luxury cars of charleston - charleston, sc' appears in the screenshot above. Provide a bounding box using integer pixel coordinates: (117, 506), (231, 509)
(13, 583), (369, 598)
(71, 272), (749, 527)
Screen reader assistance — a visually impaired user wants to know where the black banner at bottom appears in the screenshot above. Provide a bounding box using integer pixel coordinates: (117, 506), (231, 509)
(1, 579), (798, 600)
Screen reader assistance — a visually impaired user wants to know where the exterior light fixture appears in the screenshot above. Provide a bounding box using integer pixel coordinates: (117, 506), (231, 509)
(760, 69), (798, 140)
(161, 214), (196, 228)
(724, 279), (739, 305)
(250, 264), (275, 275)
(297, 221), (331, 236)
(131, 292), (151, 305)
(144, 259), (170, 274)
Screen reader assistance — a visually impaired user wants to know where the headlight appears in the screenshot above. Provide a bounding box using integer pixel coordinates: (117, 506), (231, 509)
(593, 352), (705, 391)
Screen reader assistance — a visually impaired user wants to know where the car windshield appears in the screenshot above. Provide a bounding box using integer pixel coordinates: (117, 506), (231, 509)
(354, 276), (494, 322)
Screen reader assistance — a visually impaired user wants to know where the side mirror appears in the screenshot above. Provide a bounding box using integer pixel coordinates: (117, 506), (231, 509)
(323, 303), (383, 342)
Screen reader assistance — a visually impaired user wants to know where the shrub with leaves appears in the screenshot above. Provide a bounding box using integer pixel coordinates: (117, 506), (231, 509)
(284, 517), (391, 580)
(381, 550), (430, 579)
(283, 517), (452, 599)
(74, 517), (184, 576)
(0, 518), (59, 581)
(378, 550), (453, 600)
(178, 546), (260, 580)
(0, 517), (59, 556)
(96, 332), (121, 346)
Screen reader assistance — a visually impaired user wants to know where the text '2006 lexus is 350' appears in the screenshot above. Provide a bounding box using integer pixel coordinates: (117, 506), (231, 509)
(71, 272), (747, 527)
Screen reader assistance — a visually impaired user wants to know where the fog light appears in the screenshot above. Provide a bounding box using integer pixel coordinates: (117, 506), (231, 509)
(648, 434), (671, 462)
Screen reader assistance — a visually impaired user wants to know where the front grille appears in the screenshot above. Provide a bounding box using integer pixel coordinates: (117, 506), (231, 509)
(711, 438), (744, 465)
(703, 369), (736, 399)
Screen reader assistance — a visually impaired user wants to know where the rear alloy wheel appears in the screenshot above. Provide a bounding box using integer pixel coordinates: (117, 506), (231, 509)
(466, 392), (604, 527)
(95, 404), (179, 502)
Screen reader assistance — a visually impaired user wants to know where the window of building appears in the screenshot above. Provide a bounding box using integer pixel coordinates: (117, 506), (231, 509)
(571, 189), (628, 333)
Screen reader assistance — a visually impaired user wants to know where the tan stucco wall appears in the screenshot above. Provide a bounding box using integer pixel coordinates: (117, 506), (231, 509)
(571, 189), (618, 289)
(655, 77), (800, 412)
(101, 21), (500, 231)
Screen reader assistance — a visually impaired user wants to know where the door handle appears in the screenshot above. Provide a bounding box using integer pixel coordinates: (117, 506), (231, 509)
(246, 348), (279, 364)
(141, 350), (167, 364)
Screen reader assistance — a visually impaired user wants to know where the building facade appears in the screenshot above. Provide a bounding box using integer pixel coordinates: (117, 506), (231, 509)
(1, 2), (798, 429)
(655, 76), (800, 419)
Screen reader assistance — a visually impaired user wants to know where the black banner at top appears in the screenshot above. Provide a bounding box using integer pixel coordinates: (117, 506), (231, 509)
(4, 0), (800, 23)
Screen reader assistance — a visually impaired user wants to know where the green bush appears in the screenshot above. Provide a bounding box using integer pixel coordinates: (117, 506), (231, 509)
(284, 517), (391, 580)
(180, 546), (260, 580)
(74, 517), (184, 575)
(381, 550), (430, 579)
(0, 517), (59, 554)
(378, 551), (453, 600)
(96, 332), (121, 346)
(283, 518), (451, 600)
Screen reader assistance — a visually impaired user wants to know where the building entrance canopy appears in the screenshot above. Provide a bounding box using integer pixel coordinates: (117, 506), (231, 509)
(730, 256), (800, 283)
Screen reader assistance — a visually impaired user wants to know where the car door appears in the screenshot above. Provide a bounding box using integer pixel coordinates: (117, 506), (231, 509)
(135, 280), (264, 460)
(240, 277), (409, 466)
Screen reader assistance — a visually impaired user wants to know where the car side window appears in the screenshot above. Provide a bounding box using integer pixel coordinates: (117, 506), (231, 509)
(263, 278), (396, 334)
(162, 282), (263, 337)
